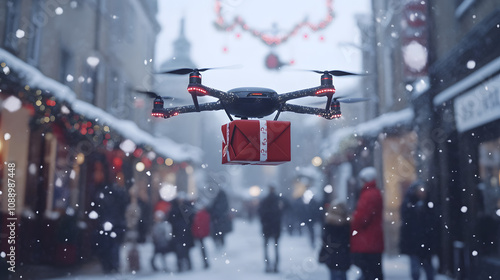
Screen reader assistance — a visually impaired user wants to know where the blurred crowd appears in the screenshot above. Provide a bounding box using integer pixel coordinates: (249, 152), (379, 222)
(88, 166), (439, 280)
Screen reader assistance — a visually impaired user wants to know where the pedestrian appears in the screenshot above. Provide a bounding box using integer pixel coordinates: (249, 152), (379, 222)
(258, 185), (286, 273)
(303, 193), (321, 248)
(93, 170), (129, 274)
(399, 181), (437, 280)
(319, 199), (351, 280)
(150, 210), (173, 272)
(350, 166), (384, 280)
(125, 186), (141, 243)
(191, 202), (211, 269)
(167, 191), (195, 272)
(208, 188), (232, 249)
(124, 187), (142, 272)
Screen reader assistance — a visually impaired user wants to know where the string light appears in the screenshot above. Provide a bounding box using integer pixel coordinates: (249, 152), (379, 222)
(214, 0), (334, 46)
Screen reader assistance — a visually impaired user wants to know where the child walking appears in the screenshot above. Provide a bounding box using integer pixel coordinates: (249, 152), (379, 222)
(151, 210), (173, 272)
(319, 200), (351, 280)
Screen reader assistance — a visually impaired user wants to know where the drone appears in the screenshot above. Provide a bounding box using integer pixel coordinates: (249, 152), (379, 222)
(141, 67), (369, 121)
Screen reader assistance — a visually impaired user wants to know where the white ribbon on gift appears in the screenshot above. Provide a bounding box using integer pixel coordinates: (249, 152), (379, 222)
(226, 122), (231, 162)
(259, 120), (268, 161)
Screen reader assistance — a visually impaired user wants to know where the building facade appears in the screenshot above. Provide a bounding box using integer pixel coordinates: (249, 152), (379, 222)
(413, 1), (500, 278)
(0, 0), (200, 271)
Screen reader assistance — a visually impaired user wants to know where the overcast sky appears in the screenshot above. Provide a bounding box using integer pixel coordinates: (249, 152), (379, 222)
(154, 0), (372, 95)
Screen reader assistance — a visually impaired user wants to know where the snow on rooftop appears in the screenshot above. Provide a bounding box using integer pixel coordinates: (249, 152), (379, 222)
(354, 107), (414, 137)
(321, 108), (414, 159)
(0, 48), (202, 162)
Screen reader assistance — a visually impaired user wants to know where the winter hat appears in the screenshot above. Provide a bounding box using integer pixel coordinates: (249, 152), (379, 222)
(154, 210), (165, 221)
(358, 166), (377, 183)
(325, 199), (348, 225)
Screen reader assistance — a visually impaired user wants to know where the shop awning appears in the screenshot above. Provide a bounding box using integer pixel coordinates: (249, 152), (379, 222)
(0, 48), (202, 163)
(321, 108), (414, 161)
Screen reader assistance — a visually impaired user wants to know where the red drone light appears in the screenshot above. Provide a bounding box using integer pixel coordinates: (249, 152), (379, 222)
(151, 112), (164, 118)
(187, 86), (208, 95)
(315, 88), (336, 95)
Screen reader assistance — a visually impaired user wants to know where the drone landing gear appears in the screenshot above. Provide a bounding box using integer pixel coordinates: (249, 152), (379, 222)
(273, 105), (283, 121)
(191, 94), (200, 112)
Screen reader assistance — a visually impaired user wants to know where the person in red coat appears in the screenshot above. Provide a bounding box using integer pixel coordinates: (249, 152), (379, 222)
(192, 205), (211, 269)
(350, 166), (384, 280)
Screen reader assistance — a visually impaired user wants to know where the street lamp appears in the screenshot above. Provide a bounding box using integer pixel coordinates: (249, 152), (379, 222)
(312, 156), (323, 167)
(135, 162), (145, 172)
(249, 185), (261, 197)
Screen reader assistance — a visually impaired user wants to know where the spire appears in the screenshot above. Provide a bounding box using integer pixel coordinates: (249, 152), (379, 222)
(160, 18), (196, 70)
(174, 17), (189, 56)
(179, 17), (186, 37)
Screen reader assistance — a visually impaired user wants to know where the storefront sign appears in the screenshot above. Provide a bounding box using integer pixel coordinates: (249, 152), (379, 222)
(454, 74), (500, 132)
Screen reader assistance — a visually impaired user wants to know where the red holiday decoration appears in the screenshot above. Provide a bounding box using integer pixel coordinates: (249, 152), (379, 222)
(214, 0), (335, 47)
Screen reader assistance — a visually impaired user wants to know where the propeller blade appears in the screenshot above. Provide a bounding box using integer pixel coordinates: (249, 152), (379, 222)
(159, 65), (241, 75)
(134, 89), (175, 100)
(160, 68), (197, 75)
(327, 70), (362, 76)
(306, 96), (371, 105)
(336, 97), (371, 103)
(299, 69), (364, 76)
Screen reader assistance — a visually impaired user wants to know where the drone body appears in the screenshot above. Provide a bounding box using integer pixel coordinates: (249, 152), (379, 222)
(225, 87), (279, 118)
(147, 68), (369, 122)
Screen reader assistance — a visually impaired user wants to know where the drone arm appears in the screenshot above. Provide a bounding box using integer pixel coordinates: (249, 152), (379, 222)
(205, 87), (229, 99)
(155, 101), (225, 118)
(278, 84), (338, 103)
(281, 104), (339, 120)
(189, 85), (231, 100)
(281, 103), (324, 115)
(277, 87), (322, 102)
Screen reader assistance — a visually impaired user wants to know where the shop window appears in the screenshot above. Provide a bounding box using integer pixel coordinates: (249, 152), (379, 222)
(82, 64), (97, 104)
(106, 69), (127, 118)
(27, 1), (43, 67)
(3, 0), (21, 52)
(477, 138), (500, 256)
(60, 49), (74, 87)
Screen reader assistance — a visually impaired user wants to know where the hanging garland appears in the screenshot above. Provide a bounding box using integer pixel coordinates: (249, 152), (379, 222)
(214, 0), (335, 46)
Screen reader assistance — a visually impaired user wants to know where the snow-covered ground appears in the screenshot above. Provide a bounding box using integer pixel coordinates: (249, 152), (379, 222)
(45, 219), (449, 280)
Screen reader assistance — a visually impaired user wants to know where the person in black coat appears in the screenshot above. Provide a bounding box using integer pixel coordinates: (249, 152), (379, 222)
(399, 181), (437, 280)
(319, 200), (351, 280)
(93, 173), (129, 273)
(258, 185), (286, 273)
(208, 189), (232, 249)
(167, 192), (195, 272)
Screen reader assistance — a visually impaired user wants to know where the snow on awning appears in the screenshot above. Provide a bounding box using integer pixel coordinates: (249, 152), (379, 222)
(72, 100), (202, 162)
(321, 108), (414, 160)
(0, 48), (202, 163)
(353, 107), (414, 137)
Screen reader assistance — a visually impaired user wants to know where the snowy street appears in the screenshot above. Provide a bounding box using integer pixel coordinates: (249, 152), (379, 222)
(44, 219), (449, 280)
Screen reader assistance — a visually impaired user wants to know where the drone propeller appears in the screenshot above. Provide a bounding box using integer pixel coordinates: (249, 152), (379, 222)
(159, 65), (240, 75)
(309, 70), (364, 76)
(134, 89), (175, 100)
(335, 96), (371, 103)
(159, 68), (214, 75)
(308, 96), (371, 106)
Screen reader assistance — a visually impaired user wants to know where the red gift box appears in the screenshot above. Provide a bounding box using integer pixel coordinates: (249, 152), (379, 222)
(222, 120), (291, 165)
